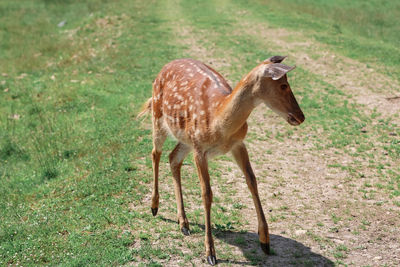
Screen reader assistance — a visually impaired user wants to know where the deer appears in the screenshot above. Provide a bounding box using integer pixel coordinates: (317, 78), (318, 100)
(138, 56), (305, 265)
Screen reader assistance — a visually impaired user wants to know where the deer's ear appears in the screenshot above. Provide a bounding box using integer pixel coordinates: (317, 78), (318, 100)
(264, 55), (287, 64)
(263, 63), (296, 80)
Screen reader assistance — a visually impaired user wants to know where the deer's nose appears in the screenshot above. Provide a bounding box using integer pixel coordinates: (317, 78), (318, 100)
(288, 112), (305, 126)
(297, 112), (305, 123)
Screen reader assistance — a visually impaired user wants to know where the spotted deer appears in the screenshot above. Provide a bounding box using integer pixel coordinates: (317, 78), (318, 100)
(138, 56), (305, 265)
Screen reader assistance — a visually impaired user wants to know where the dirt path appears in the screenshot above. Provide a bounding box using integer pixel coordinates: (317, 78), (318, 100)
(140, 1), (400, 266)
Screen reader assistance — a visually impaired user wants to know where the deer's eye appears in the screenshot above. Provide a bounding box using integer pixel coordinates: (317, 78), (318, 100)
(281, 84), (288, 90)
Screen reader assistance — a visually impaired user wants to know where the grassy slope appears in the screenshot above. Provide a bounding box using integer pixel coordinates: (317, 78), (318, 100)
(0, 0), (399, 266)
(0, 0), (184, 265)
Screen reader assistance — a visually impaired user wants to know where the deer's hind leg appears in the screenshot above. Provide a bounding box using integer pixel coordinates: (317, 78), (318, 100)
(169, 142), (192, 235)
(151, 117), (167, 216)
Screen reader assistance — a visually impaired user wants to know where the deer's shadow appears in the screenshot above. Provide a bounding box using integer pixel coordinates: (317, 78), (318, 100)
(160, 217), (334, 266)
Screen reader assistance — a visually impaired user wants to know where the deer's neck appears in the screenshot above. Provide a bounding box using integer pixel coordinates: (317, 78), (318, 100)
(216, 73), (261, 136)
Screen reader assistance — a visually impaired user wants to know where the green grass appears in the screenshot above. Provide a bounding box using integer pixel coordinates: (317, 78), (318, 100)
(1, 0), (399, 265)
(235, 0), (400, 82)
(0, 0), (186, 265)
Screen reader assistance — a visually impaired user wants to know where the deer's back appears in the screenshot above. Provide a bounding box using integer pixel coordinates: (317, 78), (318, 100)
(152, 59), (232, 145)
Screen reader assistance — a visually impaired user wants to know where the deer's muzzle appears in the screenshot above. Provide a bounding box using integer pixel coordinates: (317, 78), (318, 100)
(287, 112), (305, 126)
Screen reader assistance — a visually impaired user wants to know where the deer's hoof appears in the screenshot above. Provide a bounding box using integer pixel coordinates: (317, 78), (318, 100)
(181, 227), (190, 236)
(151, 207), (158, 216)
(207, 255), (217, 265)
(260, 241), (271, 255)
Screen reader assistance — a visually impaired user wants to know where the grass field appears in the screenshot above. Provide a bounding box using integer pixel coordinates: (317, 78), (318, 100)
(1, 0), (399, 266)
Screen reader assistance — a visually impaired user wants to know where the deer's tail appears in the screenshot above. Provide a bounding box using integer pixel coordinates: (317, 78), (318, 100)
(137, 97), (152, 118)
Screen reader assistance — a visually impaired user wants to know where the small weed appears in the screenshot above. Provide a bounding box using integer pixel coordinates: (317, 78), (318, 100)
(352, 230), (360, 235)
(0, 140), (27, 161)
(329, 227), (340, 233)
(269, 215), (278, 222)
(124, 166), (137, 172)
(363, 182), (372, 188)
(333, 249), (347, 259)
(293, 250), (303, 258)
(331, 213), (342, 224)
(336, 245), (348, 252)
(139, 232), (151, 241)
(215, 222), (234, 231)
(307, 231), (323, 242)
(234, 236), (246, 246)
(361, 220), (371, 226)
(42, 167), (59, 180)
(233, 203), (245, 210)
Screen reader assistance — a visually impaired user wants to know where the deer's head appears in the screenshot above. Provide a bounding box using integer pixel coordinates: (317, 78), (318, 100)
(253, 56), (305, 126)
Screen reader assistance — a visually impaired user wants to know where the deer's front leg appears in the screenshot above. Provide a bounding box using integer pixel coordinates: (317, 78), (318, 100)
(193, 150), (216, 265)
(231, 142), (270, 255)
